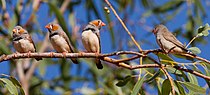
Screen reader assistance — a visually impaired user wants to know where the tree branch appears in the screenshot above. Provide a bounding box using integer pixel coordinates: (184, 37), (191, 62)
(1, 51), (210, 81)
(161, 67), (175, 95)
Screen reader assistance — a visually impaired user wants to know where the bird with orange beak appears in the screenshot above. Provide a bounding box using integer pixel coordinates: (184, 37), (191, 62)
(81, 19), (106, 69)
(12, 26), (42, 61)
(45, 23), (79, 64)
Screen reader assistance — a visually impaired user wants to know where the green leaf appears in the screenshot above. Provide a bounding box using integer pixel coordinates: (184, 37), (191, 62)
(131, 74), (147, 95)
(187, 73), (198, 85)
(202, 30), (209, 36)
(157, 78), (165, 95)
(0, 80), (4, 87)
(174, 81), (186, 95)
(197, 33), (203, 37)
(0, 78), (18, 95)
(157, 53), (173, 61)
(197, 23), (210, 37)
(9, 76), (22, 87)
(188, 47), (201, 54)
(9, 77), (25, 95)
(162, 79), (171, 95)
(145, 70), (160, 83)
(180, 82), (206, 94)
(166, 67), (182, 75)
(200, 63), (210, 88)
(116, 75), (132, 87)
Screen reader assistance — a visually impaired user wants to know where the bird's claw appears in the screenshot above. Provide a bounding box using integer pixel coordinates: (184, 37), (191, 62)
(27, 51), (31, 58)
(62, 52), (67, 58)
(50, 52), (55, 57)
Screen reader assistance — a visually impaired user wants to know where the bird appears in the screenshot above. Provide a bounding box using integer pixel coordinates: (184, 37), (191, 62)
(81, 19), (106, 69)
(45, 23), (79, 64)
(152, 24), (189, 54)
(12, 26), (42, 61)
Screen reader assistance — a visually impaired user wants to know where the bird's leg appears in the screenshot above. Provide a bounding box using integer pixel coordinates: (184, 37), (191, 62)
(27, 51), (32, 58)
(95, 52), (100, 59)
(14, 52), (19, 58)
(78, 51), (87, 56)
(50, 52), (55, 57)
(62, 52), (67, 58)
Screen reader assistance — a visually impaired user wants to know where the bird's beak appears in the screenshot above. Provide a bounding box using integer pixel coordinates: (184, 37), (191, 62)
(152, 28), (158, 34)
(45, 24), (50, 29)
(101, 22), (106, 26)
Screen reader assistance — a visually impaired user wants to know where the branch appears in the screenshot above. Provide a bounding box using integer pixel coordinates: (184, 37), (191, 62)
(1, 52), (210, 81)
(174, 66), (210, 80)
(161, 67), (175, 95)
(180, 53), (210, 65)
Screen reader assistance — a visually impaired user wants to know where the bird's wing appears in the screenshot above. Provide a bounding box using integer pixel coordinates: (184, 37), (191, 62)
(94, 30), (101, 53)
(162, 29), (186, 50)
(24, 33), (37, 52)
(60, 31), (76, 53)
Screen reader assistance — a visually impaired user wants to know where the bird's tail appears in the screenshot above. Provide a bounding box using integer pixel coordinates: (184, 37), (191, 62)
(95, 59), (103, 69)
(71, 58), (79, 64)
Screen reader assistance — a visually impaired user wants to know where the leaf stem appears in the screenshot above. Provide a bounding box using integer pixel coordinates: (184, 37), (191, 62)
(186, 35), (199, 48)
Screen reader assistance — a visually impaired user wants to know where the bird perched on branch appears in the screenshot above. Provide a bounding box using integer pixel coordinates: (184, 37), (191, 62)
(12, 26), (42, 61)
(152, 24), (190, 54)
(82, 19), (106, 69)
(45, 23), (79, 64)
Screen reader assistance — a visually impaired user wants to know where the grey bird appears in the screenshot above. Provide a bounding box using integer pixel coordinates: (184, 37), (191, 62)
(81, 19), (106, 69)
(45, 23), (79, 64)
(12, 26), (42, 61)
(152, 24), (188, 54)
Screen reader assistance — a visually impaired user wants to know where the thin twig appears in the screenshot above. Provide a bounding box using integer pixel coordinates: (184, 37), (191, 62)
(161, 67), (175, 95)
(186, 35), (198, 48)
(104, 0), (142, 51)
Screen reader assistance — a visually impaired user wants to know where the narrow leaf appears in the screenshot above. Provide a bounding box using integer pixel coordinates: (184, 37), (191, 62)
(162, 79), (171, 95)
(187, 73), (198, 85)
(131, 74), (147, 95)
(180, 82), (206, 94)
(174, 81), (186, 95)
(157, 53), (173, 61)
(10, 77), (25, 95)
(145, 70), (160, 83)
(166, 67), (182, 75)
(0, 78), (18, 95)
